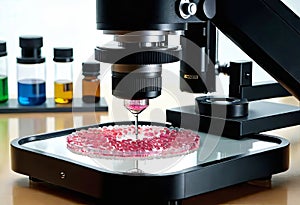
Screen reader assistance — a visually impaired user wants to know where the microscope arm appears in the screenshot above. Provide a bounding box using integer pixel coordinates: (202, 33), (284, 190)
(211, 0), (300, 100)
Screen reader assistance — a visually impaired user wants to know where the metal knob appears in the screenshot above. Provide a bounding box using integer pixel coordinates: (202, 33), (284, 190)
(182, 3), (197, 16)
(178, 0), (197, 19)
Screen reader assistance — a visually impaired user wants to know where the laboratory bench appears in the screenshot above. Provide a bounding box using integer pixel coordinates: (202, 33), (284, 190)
(0, 98), (300, 205)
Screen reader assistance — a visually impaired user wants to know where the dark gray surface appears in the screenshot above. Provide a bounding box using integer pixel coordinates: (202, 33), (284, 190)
(167, 101), (300, 138)
(0, 98), (108, 113)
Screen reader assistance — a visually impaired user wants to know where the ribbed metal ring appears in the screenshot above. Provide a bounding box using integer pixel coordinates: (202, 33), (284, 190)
(95, 46), (181, 64)
(196, 96), (249, 118)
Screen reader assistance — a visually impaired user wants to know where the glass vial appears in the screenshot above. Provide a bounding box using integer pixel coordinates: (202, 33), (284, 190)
(0, 41), (8, 103)
(54, 48), (73, 104)
(17, 36), (46, 106)
(82, 62), (100, 103)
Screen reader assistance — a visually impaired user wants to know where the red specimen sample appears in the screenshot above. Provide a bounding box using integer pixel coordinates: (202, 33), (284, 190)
(67, 125), (200, 160)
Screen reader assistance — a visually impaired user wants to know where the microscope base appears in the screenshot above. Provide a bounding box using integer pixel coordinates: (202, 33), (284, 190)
(11, 121), (289, 202)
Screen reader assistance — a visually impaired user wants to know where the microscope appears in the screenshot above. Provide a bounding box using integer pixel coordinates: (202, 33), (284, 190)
(95, 0), (300, 136)
(11, 0), (300, 204)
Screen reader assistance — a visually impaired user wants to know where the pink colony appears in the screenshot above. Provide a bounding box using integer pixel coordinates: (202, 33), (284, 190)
(66, 125), (200, 159)
(126, 105), (148, 113)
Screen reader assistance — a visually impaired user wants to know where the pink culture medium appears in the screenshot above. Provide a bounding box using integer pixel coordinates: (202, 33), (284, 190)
(126, 105), (148, 113)
(66, 125), (200, 160)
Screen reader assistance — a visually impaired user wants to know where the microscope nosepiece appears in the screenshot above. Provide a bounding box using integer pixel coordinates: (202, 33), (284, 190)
(95, 30), (181, 100)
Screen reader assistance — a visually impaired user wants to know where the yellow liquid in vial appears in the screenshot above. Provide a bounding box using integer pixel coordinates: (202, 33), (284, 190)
(54, 80), (73, 104)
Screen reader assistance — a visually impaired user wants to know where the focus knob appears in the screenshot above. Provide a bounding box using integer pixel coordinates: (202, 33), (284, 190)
(182, 2), (197, 16)
(178, 0), (197, 19)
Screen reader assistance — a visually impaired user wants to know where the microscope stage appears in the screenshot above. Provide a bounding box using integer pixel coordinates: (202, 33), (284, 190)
(10, 121), (289, 202)
(167, 101), (300, 138)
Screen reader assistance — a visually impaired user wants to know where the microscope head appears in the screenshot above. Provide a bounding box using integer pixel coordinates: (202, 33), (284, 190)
(94, 0), (216, 101)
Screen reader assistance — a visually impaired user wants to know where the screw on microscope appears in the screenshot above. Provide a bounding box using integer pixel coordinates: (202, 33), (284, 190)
(60, 171), (66, 179)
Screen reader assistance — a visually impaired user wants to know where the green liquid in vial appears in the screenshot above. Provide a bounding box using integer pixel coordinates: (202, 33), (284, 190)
(0, 75), (8, 103)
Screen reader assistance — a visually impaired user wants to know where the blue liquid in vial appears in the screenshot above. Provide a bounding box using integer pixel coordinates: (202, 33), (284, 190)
(18, 79), (46, 105)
